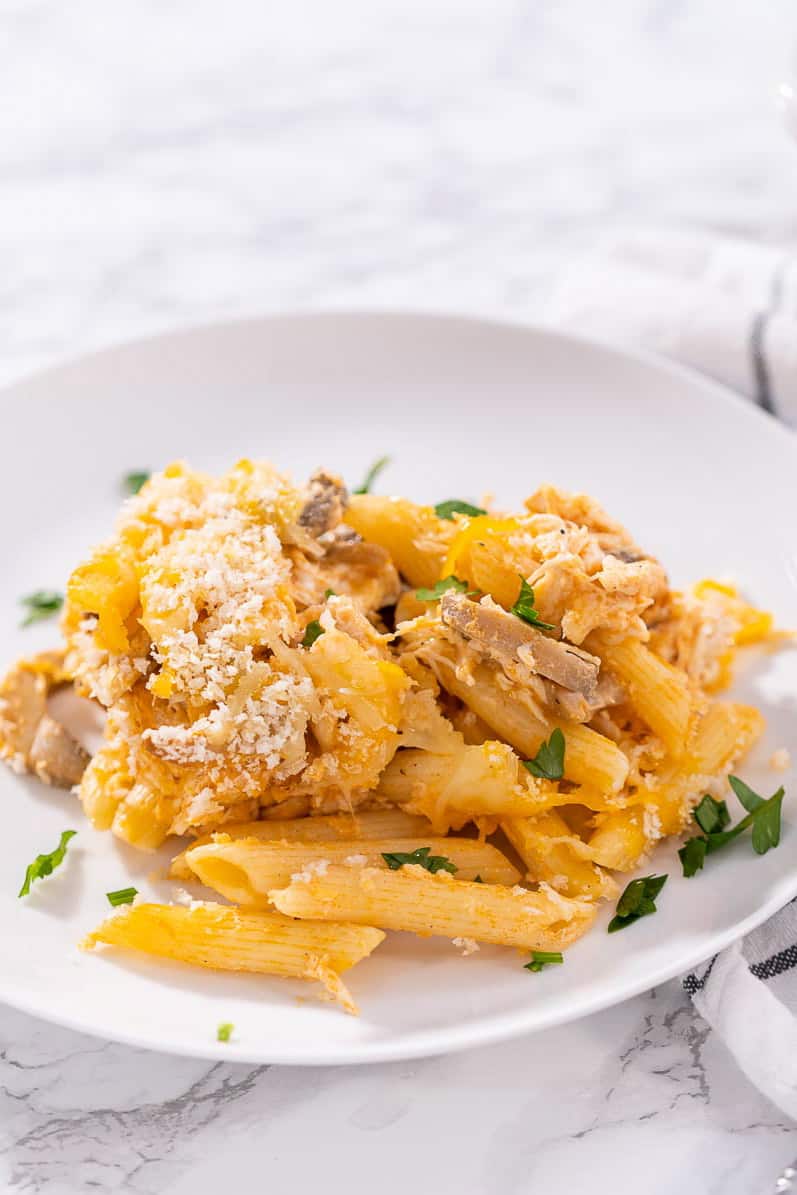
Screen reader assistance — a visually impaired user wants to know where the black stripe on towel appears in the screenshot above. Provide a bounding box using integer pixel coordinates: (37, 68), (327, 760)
(749, 944), (797, 981)
(683, 953), (718, 995)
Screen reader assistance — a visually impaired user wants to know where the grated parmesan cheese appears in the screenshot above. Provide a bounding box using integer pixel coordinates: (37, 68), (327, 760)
(770, 748), (791, 772)
(452, 937), (480, 956)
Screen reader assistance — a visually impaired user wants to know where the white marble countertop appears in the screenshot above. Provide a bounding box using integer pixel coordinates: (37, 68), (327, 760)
(3, 2), (797, 1191)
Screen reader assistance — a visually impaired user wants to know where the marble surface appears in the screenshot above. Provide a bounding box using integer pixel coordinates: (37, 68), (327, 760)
(3, 1), (797, 1191)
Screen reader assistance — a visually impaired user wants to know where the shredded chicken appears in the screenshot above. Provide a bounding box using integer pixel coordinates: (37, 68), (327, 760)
(0, 653), (89, 787)
(440, 592), (600, 697)
(298, 469), (349, 537)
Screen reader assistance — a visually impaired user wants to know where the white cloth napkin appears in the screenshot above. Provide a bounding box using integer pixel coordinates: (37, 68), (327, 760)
(547, 227), (797, 1117)
(546, 226), (797, 422)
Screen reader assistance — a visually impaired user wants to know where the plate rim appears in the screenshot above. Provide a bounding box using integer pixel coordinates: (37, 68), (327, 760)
(2, 308), (796, 1065)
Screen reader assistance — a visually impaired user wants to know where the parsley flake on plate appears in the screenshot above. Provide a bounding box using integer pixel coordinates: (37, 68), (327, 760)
(510, 577), (556, 631)
(106, 887), (138, 907)
(18, 830), (77, 897)
(416, 575), (473, 602)
(353, 456), (391, 495)
(302, 620), (324, 648)
(217, 1022), (234, 1043)
(434, 499), (487, 521)
(19, 590), (63, 628)
(524, 950), (564, 973)
(381, 846), (457, 875)
(523, 728), (566, 781)
(608, 874), (667, 934)
(123, 470), (151, 495)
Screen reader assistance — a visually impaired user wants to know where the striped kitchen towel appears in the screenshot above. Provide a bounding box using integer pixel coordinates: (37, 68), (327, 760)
(548, 227), (797, 1118)
(546, 226), (797, 422)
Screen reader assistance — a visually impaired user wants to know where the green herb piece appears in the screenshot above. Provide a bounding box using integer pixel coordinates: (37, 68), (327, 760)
(18, 830), (77, 897)
(693, 794), (731, 835)
(607, 873), (667, 933)
(434, 499), (487, 521)
(679, 777), (785, 876)
(302, 620), (324, 648)
(381, 846), (457, 875)
(19, 590), (64, 628)
(353, 456), (391, 495)
(678, 836), (708, 877)
(523, 728), (566, 781)
(123, 470), (151, 495)
(217, 1022), (234, 1043)
(727, 776), (784, 856)
(106, 887), (138, 907)
(510, 578), (556, 631)
(415, 576), (473, 602)
(324, 588), (336, 599)
(473, 874), (484, 883)
(524, 950), (564, 973)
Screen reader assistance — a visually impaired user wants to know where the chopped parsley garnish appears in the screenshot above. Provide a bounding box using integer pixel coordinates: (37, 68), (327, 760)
(19, 590), (63, 628)
(523, 728), (566, 781)
(607, 874), (667, 934)
(510, 578), (556, 631)
(416, 575), (473, 602)
(678, 836), (708, 878)
(106, 887), (138, 907)
(434, 499), (487, 521)
(381, 846), (457, 875)
(217, 1022), (234, 1043)
(18, 830), (77, 897)
(679, 775), (785, 877)
(302, 620), (324, 648)
(524, 950), (564, 973)
(123, 471), (151, 495)
(324, 588), (336, 599)
(693, 794), (731, 835)
(353, 456), (391, 495)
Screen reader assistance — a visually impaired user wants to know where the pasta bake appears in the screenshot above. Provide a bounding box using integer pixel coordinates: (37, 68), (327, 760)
(0, 460), (784, 1014)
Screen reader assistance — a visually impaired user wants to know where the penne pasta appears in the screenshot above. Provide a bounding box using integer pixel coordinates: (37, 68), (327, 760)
(589, 633), (691, 758)
(169, 809), (434, 880)
(270, 863), (597, 950)
(345, 494), (452, 588)
(648, 701), (766, 834)
(82, 901), (384, 1014)
(376, 741), (551, 830)
(425, 653), (629, 795)
(585, 807), (651, 872)
(184, 835), (522, 903)
(500, 812), (618, 900)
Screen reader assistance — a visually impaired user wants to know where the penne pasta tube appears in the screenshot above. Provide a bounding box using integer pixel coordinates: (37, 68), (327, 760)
(428, 654), (629, 794)
(82, 901), (384, 1015)
(647, 700), (766, 834)
(585, 807), (651, 872)
(169, 808), (434, 880)
(270, 864), (596, 951)
(500, 813), (618, 900)
(346, 495), (453, 588)
(588, 633), (691, 758)
(184, 836), (522, 903)
(376, 742), (552, 830)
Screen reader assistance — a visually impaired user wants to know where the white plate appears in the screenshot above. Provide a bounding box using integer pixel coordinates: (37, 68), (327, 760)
(1, 312), (796, 1066)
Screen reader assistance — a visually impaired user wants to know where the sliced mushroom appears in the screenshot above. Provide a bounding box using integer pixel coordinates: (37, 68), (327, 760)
(440, 592), (601, 698)
(28, 715), (90, 787)
(0, 653), (89, 788)
(299, 469), (349, 538)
